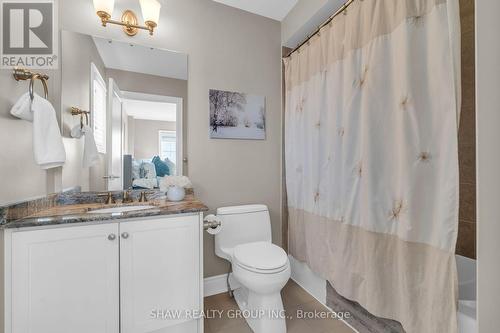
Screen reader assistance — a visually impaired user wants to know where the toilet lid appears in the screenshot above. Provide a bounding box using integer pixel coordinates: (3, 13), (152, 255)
(233, 242), (288, 271)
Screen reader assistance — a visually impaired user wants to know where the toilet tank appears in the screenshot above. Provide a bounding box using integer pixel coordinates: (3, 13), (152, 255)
(215, 205), (272, 260)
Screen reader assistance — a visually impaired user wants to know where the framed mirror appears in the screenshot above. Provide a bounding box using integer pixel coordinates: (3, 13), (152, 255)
(61, 30), (187, 192)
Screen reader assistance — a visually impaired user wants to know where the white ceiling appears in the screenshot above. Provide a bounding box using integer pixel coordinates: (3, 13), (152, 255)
(282, 0), (346, 48)
(92, 37), (188, 80)
(123, 99), (177, 122)
(212, 0), (298, 21)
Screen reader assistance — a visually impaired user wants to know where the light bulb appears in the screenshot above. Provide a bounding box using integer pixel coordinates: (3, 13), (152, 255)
(139, 0), (161, 24)
(93, 0), (115, 15)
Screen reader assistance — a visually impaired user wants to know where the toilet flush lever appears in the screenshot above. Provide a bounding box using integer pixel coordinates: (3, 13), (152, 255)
(203, 214), (221, 231)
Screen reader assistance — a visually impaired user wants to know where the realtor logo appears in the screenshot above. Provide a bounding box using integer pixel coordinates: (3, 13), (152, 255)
(1, 0), (58, 69)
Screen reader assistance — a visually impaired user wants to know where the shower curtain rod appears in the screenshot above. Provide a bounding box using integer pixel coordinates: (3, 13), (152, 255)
(284, 0), (355, 58)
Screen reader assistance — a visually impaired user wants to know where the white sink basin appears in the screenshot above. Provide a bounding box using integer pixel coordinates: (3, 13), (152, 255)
(89, 205), (156, 214)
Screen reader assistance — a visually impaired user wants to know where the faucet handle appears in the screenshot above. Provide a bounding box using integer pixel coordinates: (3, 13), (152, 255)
(122, 190), (133, 203)
(139, 191), (148, 203)
(98, 192), (115, 205)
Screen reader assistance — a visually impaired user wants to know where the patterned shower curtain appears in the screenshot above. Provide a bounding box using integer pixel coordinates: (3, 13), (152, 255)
(283, 0), (461, 332)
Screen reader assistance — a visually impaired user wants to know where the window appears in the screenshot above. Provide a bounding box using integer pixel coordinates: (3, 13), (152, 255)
(91, 63), (107, 153)
(159, 130), (176, 164)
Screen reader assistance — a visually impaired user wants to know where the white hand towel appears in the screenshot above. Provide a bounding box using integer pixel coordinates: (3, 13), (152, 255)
(70, 124), (83, 139)
(31, 93), (66, 169)
(81, 125), (99, 168)
(10, 92), (33, 121)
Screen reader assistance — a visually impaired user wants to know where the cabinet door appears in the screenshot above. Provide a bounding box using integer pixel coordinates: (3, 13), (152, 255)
(10, 224), (120, 333)
(120, 215), (201, 333)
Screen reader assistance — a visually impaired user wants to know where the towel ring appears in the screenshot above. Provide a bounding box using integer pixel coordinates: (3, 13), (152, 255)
(71, 107), (90, 130)
(13, 68), (49, 100)
(29, 74), (49, 100)
(80, 112), (89, 130)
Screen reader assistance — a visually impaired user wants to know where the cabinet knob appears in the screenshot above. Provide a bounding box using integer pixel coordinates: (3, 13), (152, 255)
(121, 232), (129, 239)
(108, 233), (116, 241)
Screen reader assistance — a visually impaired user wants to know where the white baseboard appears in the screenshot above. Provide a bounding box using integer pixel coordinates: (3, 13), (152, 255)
(204, 273), (240, 297)
(204, 274), (227, 297)
(289, 255), (327, 304)
(289, 255), (359, 333)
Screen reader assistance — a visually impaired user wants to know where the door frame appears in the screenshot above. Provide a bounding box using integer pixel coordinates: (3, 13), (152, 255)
(107, 78), (124, 191)
(476, 1), (500, 331)
(121, 91), (184, 176)
(90, 62), (107, 154)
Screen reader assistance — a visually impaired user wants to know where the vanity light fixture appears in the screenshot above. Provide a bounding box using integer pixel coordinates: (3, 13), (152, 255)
(93, 0), (161, 36)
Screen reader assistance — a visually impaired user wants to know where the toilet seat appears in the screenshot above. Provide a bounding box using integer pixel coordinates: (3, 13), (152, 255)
(233, 241), (288, 274)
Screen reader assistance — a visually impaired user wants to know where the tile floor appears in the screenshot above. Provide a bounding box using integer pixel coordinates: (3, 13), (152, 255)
(204, 280), (355, 333)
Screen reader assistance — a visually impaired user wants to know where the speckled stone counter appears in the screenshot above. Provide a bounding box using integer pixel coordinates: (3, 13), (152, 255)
(0, 189), (208, 229)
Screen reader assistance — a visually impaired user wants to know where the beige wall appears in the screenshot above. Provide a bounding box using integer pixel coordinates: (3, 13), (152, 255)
(132, 119), (176, 160)
(108, 69), (188, 99)
(3, 0), (280, 278)
(476, 0), (500, 331)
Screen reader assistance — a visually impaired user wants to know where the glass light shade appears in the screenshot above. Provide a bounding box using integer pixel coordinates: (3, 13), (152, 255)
(93, 0), (115, 14)
(139, 0), (161, 24)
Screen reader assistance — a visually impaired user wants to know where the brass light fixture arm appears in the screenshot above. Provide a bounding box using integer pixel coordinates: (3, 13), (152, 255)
(97, 10), (156, 36)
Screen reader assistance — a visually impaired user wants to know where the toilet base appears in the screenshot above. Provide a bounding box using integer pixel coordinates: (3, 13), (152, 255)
(233, 286), (287, 333)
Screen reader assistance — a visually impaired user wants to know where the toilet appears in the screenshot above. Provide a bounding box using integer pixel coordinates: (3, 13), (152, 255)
(214, 204), (290, 333)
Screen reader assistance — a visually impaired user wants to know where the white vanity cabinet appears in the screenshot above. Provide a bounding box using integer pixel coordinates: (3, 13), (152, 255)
(120, 215), (202, 333)
(3, 213), (204, 333)
(8, 223), (120, 333)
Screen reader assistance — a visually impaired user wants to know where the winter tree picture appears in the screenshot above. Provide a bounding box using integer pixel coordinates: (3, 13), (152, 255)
(209, 89), (266, 140)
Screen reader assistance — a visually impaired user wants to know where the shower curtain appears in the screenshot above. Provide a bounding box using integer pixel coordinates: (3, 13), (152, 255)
(284, 0), (461, 332)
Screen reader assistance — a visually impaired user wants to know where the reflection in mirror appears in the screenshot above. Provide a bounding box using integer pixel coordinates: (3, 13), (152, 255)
(61, 31), (187, 192)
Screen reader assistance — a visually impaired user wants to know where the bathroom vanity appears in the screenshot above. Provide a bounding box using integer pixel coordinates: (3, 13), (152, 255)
(0, 191), (208, 333)
(0, 28), (208, 333)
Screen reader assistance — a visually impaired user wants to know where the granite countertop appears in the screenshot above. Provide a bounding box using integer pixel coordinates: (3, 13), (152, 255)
(1, 190), (208, 229)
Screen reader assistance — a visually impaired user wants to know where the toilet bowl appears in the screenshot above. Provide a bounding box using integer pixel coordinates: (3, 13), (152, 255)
(214, 205), (290, 333)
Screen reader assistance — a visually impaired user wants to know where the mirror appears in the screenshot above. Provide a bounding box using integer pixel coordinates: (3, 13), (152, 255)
(61, 30), (187, 192)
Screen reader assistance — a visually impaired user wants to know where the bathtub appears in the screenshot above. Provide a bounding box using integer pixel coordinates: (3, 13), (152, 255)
(457, 255), (476, 333)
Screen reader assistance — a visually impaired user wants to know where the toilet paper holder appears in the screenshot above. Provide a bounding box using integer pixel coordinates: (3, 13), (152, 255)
(203, 215), (221, 231)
